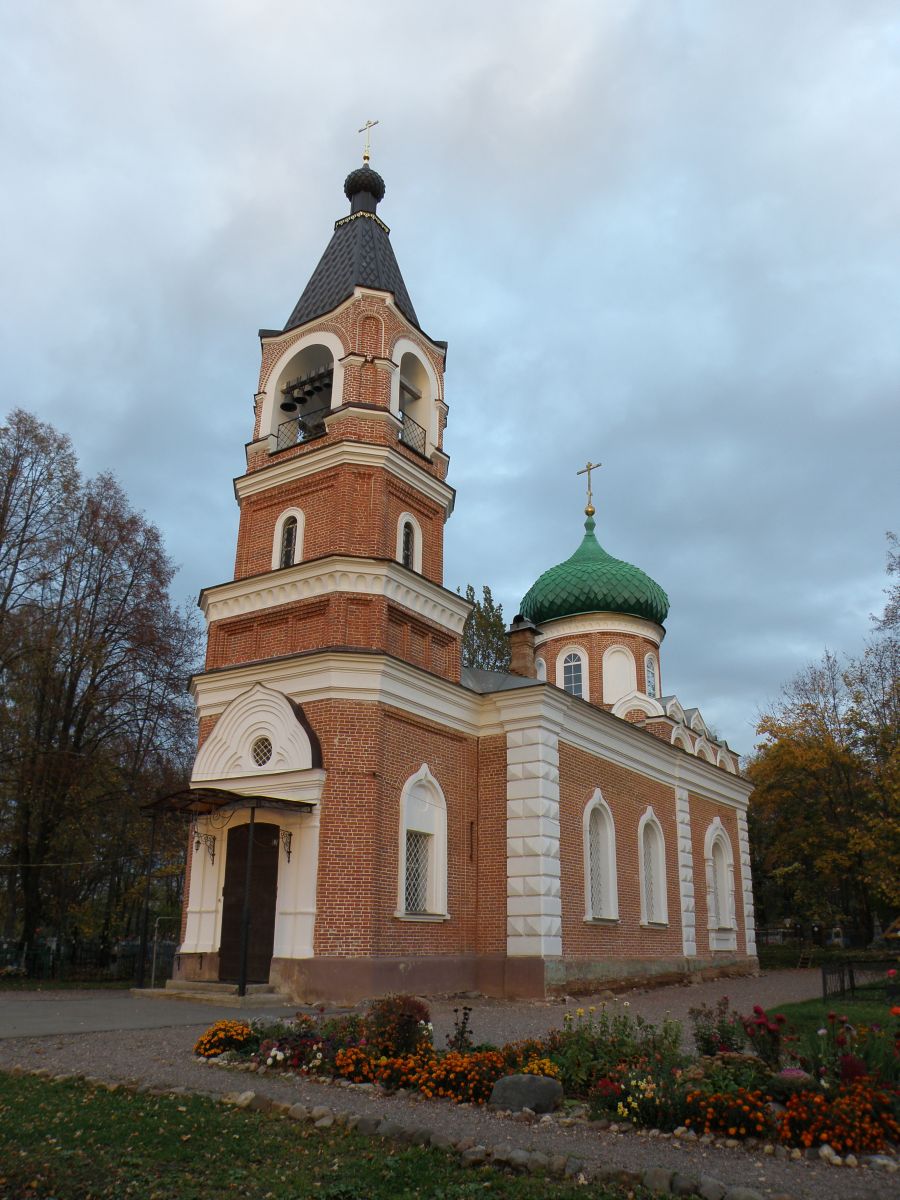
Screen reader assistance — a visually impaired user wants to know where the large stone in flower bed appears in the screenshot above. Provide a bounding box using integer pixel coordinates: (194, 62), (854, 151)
(489, 1073), (563, 1114)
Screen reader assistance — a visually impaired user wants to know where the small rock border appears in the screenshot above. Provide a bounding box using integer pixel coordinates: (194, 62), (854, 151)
(200, 1053), (900, 1177)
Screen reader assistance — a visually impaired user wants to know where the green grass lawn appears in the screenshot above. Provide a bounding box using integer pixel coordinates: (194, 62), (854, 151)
(774, 995), (893, 1039)
(0, 1071), (642, 1200)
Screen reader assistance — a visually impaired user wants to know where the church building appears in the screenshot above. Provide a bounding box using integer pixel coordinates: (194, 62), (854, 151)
(170, 153), (757, 1002)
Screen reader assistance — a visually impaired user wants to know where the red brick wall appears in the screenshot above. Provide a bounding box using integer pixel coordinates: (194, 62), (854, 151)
(557, 742), (683, 959)
(233, 465), (445, 585)
(536, 630), (662, 709)
(204, 599), (461, 683)
(306, 699), (479, 958)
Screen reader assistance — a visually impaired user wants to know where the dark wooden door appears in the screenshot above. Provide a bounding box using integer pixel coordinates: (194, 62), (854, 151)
(218, 821), (280, 982)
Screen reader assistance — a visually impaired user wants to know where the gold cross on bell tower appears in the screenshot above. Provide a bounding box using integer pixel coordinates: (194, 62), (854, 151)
(358, 118), (379, 164)
(577, 460), (602, 517)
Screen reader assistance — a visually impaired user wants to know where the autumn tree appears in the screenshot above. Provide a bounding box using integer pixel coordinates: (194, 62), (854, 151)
(747, 536), (900, 941)
(0, 410), (201, 950)
(459, 584), (511, 672)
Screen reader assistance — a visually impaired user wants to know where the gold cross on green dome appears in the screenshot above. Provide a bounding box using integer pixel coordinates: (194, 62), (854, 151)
(577, 460), (602, 517)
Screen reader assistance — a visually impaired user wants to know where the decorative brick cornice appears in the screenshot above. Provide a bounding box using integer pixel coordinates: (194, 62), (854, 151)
(200, 555), (472, 634)
(233, 441), (455, 516)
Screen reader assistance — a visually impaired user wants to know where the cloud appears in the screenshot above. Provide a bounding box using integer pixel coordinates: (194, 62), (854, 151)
(1, 0), (898, 748)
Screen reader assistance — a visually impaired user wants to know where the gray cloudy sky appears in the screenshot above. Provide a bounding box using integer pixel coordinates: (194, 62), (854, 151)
(2, 1), (898, 752)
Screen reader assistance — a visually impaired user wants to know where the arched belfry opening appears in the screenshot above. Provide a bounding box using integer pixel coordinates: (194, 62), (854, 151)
(274, 342), (335, 449)
(398, 351), (430, 456)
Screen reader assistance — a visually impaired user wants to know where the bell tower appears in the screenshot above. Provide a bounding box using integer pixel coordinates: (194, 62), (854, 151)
(201, 157), (470, 683)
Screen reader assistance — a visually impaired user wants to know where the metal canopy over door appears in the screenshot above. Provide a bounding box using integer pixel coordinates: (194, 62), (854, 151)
(219, 820), (279, 982)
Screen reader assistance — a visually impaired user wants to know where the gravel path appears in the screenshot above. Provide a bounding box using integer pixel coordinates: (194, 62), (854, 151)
(0, 969), (896, 1200)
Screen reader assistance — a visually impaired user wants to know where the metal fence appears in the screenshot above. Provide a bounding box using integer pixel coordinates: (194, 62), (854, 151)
(821, 959), (898, 1002)
(0, 936), (177, 984)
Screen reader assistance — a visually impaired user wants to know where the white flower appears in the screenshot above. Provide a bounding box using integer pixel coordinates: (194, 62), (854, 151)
(266, 1057), (274, 1066)
(817, 1028), (827, 1036)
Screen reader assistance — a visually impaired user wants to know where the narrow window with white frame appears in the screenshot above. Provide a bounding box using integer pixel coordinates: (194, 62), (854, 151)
(395, 512), (422, 573)
(584, 791), (618, 920)
(279, 515), (298, 568)
(563, 651), (584, 697)
(397, 765), (448, 918)
(638, 808), (668, 925)
(704, 820), (737, 950)
(645, 654), (658, 698)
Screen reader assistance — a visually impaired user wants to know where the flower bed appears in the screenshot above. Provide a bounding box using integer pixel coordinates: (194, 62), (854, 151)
(192, 982), (900, 1161)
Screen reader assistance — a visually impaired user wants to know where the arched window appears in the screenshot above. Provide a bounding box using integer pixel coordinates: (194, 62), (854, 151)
(279, 516), (298, 568)
(563, 653), (583, 697)
(645, 654), (658, 698)
(396, 765), (448, 919)
(704, 819), (736, 950)
(535, 657), (547, 682)
(271, 509), (305, 571)
(638, 808), (668, 925)
(401, 521), (414, 569)
(395, 512), (422, 573)
(583, 791), (618, 920)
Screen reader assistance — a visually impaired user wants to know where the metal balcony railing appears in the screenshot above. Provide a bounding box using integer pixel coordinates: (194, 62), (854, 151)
(275, 409), (328, 452)
(399, 410), (426, 455)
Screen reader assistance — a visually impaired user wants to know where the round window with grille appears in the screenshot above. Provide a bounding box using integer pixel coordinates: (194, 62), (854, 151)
(251, 736), (273, 767)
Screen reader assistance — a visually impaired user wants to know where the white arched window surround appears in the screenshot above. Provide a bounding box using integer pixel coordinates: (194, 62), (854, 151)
(535, 657), (547, 682)
(602, 644), (637, 704)
(695, 738), (716, 763)
(395, 764), (449, 920)
(704, 818), (737, 950)
(671, 728), (693, 752)
(271, 508), (306, 570)
(390, 338), (440, 454)
(583, 790), (619, 921)
(644, 653), (659, 698)
(638, 806), (668, 926)
(260, 330), (347, 438)
(555, 644), (590, 701)
(395, 511), (423, 573)
(716, 748), (737, 774)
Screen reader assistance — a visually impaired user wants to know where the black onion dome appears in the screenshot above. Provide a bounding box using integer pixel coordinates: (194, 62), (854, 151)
(344, 164), (386, 212)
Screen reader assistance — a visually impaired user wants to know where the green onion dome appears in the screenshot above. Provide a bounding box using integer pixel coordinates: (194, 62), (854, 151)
(520, 516), (669, 626)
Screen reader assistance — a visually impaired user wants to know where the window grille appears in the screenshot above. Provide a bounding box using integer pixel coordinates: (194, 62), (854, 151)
(646, 656), (657, 698)
(280, 516), (297, 568)
(643, 827), (656, 921)
(251, 736), (273, 767)
(563, 652), (583, 697)
(402, 521), (414, 569)
(588, 807), (606, 916)
(405, 830), (430, 913)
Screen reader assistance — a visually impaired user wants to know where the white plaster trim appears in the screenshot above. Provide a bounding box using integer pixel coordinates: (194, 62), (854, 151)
(190, 654), (753, 809)
(555, 644), (590, 702)
(535, 612), (664, 646)
(704, 816), (737, 939)
(395, 512), (423, 573)
(506, 727), (562, 957)
(717, 748), (738, 774)
(637, 806), (668, 926)
(192, 682), (316, 781)
(694, 737), (717, 764)
(602, 643), (638, 705)
(271, 508), (305, 571)
(234, 440), (455, 516)
(610, 690), (665, 720)
(671, 727), (694, 752)
(180, 803), (321, 960)
(201, 555), (471, 635)
(663, 697), (686, 723)
(323, 405), (401, 433)
(675, 788), (697, 957)
(736, 809), (758, 956)
(583, 790), (618, 920)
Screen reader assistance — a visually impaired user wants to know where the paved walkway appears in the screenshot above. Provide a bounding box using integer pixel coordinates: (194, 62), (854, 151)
(1, 970), (895, 1200)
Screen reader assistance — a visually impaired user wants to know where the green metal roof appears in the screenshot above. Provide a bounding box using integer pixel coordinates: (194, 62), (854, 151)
(520, 516), (669, 626)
